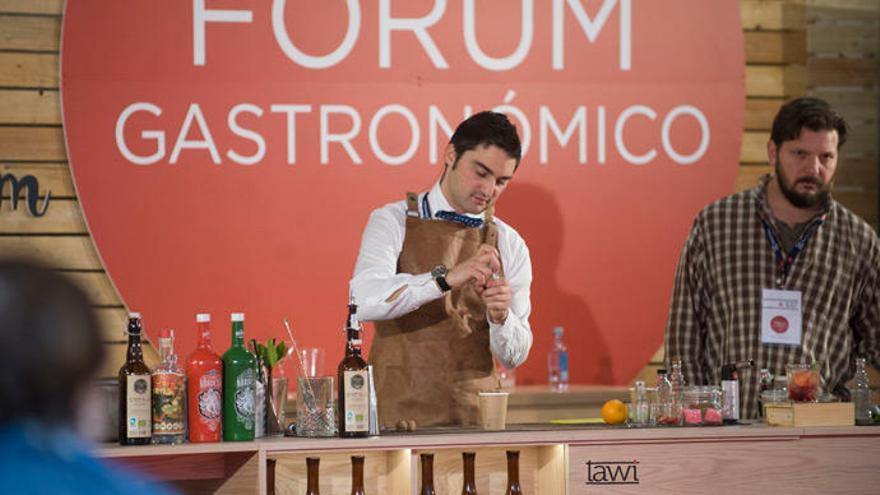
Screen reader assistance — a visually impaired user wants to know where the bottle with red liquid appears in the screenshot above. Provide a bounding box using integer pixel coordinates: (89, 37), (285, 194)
(186, 313), (223, 442)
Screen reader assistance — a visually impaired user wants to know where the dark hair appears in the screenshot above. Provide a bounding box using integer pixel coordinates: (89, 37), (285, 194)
(0, 260), (104, 425)
(449, 111), (522, 165)
(770, 97), (848, 148)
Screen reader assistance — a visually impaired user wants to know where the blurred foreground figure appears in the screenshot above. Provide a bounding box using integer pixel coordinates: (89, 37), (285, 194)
(0, 260), (174, 495)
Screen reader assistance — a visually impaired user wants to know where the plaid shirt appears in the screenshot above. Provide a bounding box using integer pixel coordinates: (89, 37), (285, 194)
(665, 176), (880, 419)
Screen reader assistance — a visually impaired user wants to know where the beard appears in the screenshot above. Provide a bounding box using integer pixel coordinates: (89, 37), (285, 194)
(775, 157), (831, 209)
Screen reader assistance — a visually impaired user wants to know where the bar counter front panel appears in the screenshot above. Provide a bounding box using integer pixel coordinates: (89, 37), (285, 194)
(100, 424), (880, 495)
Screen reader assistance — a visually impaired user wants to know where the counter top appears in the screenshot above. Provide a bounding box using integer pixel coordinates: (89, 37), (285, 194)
(99, 422), (880, 458)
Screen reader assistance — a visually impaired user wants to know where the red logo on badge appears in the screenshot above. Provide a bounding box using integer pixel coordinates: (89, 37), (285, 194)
(60, 1), (744, 385)
(770, 316), (789, 334)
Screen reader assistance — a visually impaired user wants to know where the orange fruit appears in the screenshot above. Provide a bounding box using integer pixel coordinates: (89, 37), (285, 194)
(601, 399), (628, 425)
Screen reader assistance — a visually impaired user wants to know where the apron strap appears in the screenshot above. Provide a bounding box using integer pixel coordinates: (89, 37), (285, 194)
(483, 205), (498, 249)
(405, 192), (419, 217)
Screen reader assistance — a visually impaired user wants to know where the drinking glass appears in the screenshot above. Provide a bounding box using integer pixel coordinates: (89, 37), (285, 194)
(295, 376), (337, 437)
(786, 364), (820, 402)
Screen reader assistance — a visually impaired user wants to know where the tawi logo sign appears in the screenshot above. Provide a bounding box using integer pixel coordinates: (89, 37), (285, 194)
(586, 460), (640, 486)
(61, 0), (743, 383)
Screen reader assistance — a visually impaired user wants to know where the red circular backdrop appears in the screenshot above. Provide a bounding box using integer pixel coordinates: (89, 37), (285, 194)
(61, 0), (744, 385)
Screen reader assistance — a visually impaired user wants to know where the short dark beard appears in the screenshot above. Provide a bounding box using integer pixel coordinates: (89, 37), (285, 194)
(775, 155), (831, 209)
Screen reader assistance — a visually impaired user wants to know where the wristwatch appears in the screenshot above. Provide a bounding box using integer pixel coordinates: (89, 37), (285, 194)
(431, 264), (451, 292)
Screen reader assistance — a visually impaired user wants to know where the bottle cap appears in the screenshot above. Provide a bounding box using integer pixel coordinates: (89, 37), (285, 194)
(657, 368), (668, 375)
(160, 328), (174, 340)
(196, 313), (211, 322)
(553, 326), (564, 337)
(128, 312), (141, 319)
(231, 312), (245, 322)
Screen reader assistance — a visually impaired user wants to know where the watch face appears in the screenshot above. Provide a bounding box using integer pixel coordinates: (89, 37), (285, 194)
(431, 264), (447, 278)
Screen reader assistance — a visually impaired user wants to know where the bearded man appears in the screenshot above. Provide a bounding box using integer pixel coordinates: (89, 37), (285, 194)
(664, 97), (880, 419)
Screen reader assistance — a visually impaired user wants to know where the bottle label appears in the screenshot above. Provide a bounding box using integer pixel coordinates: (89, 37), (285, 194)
(198, 370), (223, 430)
(721, 379), (739, 420)
(234, 368), (255, 429)
(343, 370), (370, 432)
(152, 372), (185, 436)
(559, 351), (569, 381)
(126, 374), (152, 438)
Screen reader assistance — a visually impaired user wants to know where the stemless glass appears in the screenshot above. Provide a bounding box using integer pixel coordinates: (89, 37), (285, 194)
(786, 364), (820, 402)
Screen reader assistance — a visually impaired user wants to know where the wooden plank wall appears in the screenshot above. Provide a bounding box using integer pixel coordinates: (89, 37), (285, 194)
(806, 0), (879, 228)
(0, 1), (877, 384)
(0, 0), (154, 374)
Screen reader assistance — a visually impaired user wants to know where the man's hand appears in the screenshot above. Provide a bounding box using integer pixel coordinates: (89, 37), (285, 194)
(445, 244), (501, 289)
(479, 277), (512, 325)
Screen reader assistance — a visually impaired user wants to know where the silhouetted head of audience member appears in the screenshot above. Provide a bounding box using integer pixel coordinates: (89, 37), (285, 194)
(0, 260), (104, 426)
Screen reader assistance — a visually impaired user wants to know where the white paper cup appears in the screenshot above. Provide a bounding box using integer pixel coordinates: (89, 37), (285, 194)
(478, 392), (509, 430)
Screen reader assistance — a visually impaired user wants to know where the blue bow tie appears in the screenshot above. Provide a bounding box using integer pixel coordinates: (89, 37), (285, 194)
(435, 210), (484, 228)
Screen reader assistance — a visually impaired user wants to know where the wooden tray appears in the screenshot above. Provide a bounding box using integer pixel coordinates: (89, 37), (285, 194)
(765, 402), (854, 427)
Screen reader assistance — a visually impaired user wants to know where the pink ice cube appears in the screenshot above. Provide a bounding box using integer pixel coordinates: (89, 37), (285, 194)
(703, 408), (723, 425)
(682, 408), (702, 425)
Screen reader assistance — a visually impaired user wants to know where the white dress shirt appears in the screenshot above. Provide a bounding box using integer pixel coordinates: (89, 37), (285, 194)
(350, 183), (533, 369)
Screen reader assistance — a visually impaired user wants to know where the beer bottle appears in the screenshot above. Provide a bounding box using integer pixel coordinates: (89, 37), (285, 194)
(186, 313), (223, 442)
(420, 453), (436, 495)
(462, 452), (477, 495)
(118, 313), (152, 445)
(223, 312), (256, 441)
(350, 455), (365, 495)
(338, 299), (370, 438)
(505, 450), (523, 495)
(306, 457), (321, 495)
(151, 328), (185, 444)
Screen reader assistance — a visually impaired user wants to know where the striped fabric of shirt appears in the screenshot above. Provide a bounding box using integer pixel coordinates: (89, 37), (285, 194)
(665, 176), (880, 419)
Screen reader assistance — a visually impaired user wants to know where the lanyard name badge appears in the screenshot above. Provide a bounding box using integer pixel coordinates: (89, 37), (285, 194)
(759, 217), (822, 346)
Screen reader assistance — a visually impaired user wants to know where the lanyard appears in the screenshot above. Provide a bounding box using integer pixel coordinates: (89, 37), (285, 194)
(421, 193), (432, 219)
(760, 215), (824, 287)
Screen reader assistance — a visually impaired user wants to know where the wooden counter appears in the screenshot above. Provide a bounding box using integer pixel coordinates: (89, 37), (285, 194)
(101, 423), (880, 494)
(506, 385), (630, 422)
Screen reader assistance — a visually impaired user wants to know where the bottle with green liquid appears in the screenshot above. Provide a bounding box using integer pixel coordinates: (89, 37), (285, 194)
(223, 312), (256, 441)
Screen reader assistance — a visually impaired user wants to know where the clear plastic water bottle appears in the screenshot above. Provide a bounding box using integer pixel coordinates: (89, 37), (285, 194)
(548, 326), (569, 392)
(851, 357), (872, 425)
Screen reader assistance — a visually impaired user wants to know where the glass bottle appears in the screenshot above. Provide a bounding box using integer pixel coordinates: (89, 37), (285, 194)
(720, 363), (739, 424)
(151, 328), (186, 444)
(118, 312), (152, 445)
(757, 368), (773, 419)
(852, 357), (873, 425)
(186, 313), (223, 443)
(631, 380), (650, 426)
(338, 299), (370, 438)
(505, 450), (523, 495)
(462, 452), (477, 495)
(350, 455), (365, 495)
(420, 453), (436, 495)
(222, 312), (256, 441)
(669, 359), (686, 421)
(306, 457), (320, 495)
(656, 369), (671, 404)
(547, 326), (569, 392)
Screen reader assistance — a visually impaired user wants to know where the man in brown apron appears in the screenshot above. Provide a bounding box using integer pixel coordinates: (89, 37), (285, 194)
(350, 111), (534, 428)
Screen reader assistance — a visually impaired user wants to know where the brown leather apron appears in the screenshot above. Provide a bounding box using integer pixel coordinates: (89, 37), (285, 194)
(370, 192), (500, 428)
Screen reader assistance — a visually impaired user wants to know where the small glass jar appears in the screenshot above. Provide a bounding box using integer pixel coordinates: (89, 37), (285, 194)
(681, 386), (723, 426)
